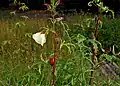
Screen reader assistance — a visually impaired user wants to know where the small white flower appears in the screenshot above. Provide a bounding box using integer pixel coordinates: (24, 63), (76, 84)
(105, 10), (109, 13)
(32, 32), (46, 46)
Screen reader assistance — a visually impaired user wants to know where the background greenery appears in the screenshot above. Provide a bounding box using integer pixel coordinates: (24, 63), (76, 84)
(0, 10), (120, 86)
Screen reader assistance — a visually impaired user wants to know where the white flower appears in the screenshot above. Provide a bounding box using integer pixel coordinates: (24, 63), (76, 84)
(32, 32), (46, 46)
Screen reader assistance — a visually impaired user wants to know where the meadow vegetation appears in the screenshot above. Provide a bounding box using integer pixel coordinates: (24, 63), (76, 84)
(0, 0), (120, 85)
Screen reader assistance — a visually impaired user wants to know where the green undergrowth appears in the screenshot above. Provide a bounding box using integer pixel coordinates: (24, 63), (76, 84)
(0, 12), (120, 86)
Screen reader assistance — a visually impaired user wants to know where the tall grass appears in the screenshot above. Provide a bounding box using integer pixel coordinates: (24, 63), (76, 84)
(0, 11), (120, 86)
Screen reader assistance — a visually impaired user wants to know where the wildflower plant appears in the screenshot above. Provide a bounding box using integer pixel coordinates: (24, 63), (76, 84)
(87, 0), (115, 85)
(32, 0), (73, 85)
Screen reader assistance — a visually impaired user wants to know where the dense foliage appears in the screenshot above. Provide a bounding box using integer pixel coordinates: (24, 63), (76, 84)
(0, 0), (120, 86)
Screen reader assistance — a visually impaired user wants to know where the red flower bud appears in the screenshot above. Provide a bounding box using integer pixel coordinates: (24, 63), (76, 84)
(49, 57), (56, 66)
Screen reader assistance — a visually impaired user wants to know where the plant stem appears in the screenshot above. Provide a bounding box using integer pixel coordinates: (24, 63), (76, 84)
(94, 15), (100, 40)
(51, 32), (59, 86)
(89, 45), (96, 85)
(52, 52), (56, 86)
(89, 14), (100, 85)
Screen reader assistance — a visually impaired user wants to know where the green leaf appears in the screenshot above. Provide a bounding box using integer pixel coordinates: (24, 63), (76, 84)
(77, 34), (86, 43)
(60, 40), (76, 54)
(64, 74), (72, 80)
(24, 33), (32, 38)
(100, 54), (112, 61)
(88, 1), (93, 7)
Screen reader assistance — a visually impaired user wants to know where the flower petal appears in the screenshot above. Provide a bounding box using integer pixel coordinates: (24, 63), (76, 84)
(32, 32), (46, 46)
